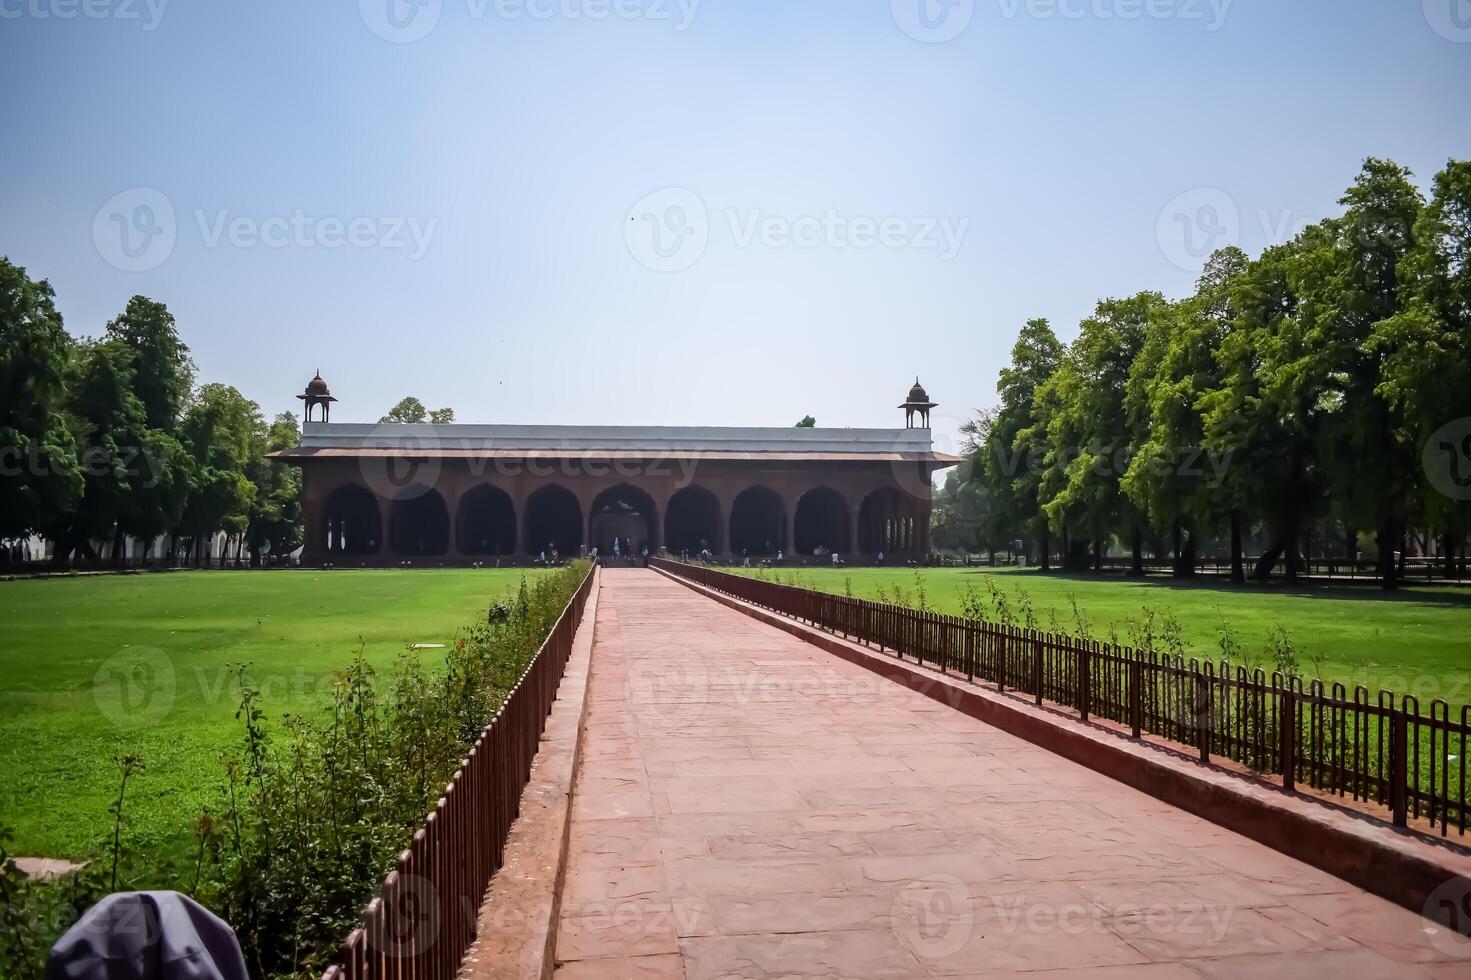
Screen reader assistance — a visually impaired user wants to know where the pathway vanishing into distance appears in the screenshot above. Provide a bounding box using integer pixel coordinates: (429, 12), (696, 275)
(554, 570), (1467, 980)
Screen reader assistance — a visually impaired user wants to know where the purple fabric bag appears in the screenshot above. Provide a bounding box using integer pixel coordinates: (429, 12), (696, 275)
(46, 891), (250, 980)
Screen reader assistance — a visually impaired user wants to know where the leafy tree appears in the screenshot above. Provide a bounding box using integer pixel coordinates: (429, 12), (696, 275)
(795, 416), (816, 428)
(1124, 248), (1250, 578)
(0, 258), (82, 548)
(1041, 293), (1165, 571)
(104, 296), (193, 433)
(1378, 160), (1471, 576)
(1198, 230), (1325, 581)
(1296, 159), (1423, 588)
(930, 465), (992, 556)
(49, 340), (149, 560)
(178, 384), (262, 563)
(380, 397), (454, 424)
(246, 413), (304, 561)
(971, 319), (1063, 568)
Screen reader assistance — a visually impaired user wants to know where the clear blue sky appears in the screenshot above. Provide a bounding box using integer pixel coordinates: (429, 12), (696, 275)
(2, 0), (1468, 460)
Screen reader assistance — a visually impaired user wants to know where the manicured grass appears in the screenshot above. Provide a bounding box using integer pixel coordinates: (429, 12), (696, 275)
(0, 568), (543, 861)
(739, 566), (1471, 708)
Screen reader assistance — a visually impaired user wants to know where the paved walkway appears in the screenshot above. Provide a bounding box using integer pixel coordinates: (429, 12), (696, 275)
(554, 570), (1471, 979)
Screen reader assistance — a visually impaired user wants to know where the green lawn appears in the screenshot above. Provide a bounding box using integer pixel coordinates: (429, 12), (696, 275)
(0, 569), (542, 861)
(740, 566), (1471, 708)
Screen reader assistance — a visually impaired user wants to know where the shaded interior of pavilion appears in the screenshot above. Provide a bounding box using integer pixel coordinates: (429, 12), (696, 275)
(319, 483), (927, 560)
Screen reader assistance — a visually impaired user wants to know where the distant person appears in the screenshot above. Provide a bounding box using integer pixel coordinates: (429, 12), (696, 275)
(877, 550), (885, 564)
(539, 550), (547, 564)
(776, 549), (784, 562)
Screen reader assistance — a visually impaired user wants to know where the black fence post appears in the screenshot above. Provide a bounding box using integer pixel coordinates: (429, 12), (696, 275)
(1129, 657), (1142, 738)
(1034, 637), (1044, 707)
(1389, 711), (1409, 827)
(965, 622), (975, 682)
(1281, 689), (1296, 792)
(1079, 642), (1091, 722)
(1195, 668), (1210, 763)
(997, 628), (1007, 695)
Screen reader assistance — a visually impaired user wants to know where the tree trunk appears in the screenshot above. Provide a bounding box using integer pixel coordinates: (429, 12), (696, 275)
(1177, 528), (1197, 579)
(1039, 529), (1050, 572)
(1230, 511), (1245, 583)
(1445, 532), (1457, 580)
(1172, 522), (1197, 578)
(1129, 526), (1144, 577)
(1283, 509), (1300, 581)
(1377, 520), (1399, 590)
(1251, 537), (1282, 580)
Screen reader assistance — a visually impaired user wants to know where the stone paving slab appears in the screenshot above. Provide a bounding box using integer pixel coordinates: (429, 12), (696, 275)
(553, 570), (1471, 979)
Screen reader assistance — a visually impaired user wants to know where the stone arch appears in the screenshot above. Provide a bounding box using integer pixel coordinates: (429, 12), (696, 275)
(664, 486), (723, 555)
(524, 485), (583, 558)
(859, 487), (912, 555)
(794, 486), (851, 556)
(729, 486), (785, 556)
(323, 484), (381, 556)
(590, 484), (657, 557)
(390, 488), (450, 556)
(457, 485), (516, 556)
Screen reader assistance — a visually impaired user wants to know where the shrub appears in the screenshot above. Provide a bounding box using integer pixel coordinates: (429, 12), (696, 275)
(0, 562), (590, 980)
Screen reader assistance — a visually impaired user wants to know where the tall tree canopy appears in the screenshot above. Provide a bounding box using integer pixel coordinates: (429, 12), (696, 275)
(0, 257), (82, 542)
(954, 158), (1466, 589)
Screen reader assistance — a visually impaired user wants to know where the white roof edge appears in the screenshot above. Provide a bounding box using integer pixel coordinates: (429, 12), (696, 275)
(299, 421), (933, 454)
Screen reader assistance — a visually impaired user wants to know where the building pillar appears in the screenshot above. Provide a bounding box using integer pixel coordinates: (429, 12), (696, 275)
(785, 499), (797, 556)
(377, 494), (395, 560)
(511, 493), (523, 556)
(848, 505), (860, 556)
(300, 472), (325, 564)
(442, 484), (463, 559)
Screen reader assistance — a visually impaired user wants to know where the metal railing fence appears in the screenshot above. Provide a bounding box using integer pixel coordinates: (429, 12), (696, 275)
(651, 558), (1471, 837)
(321, 564), (595, 980)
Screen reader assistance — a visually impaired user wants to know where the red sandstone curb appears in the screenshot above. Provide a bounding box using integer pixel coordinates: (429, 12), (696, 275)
(458, 568), (601, 980)
(652, 566), (1471, 933)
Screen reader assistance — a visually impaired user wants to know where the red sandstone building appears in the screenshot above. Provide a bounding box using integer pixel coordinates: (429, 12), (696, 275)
(274, 376), (958, 564)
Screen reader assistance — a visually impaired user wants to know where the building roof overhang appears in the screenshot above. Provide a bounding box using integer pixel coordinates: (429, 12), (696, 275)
(267, 422), (961, 468)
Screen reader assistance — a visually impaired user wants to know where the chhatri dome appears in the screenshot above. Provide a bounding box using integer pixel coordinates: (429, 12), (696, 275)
(898, 377), (937, 429)
(297, 370), (338, 422)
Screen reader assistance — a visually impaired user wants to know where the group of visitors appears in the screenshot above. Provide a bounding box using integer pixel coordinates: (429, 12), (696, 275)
(0, 541), (34, 565)
(589, 536), (649, 566)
